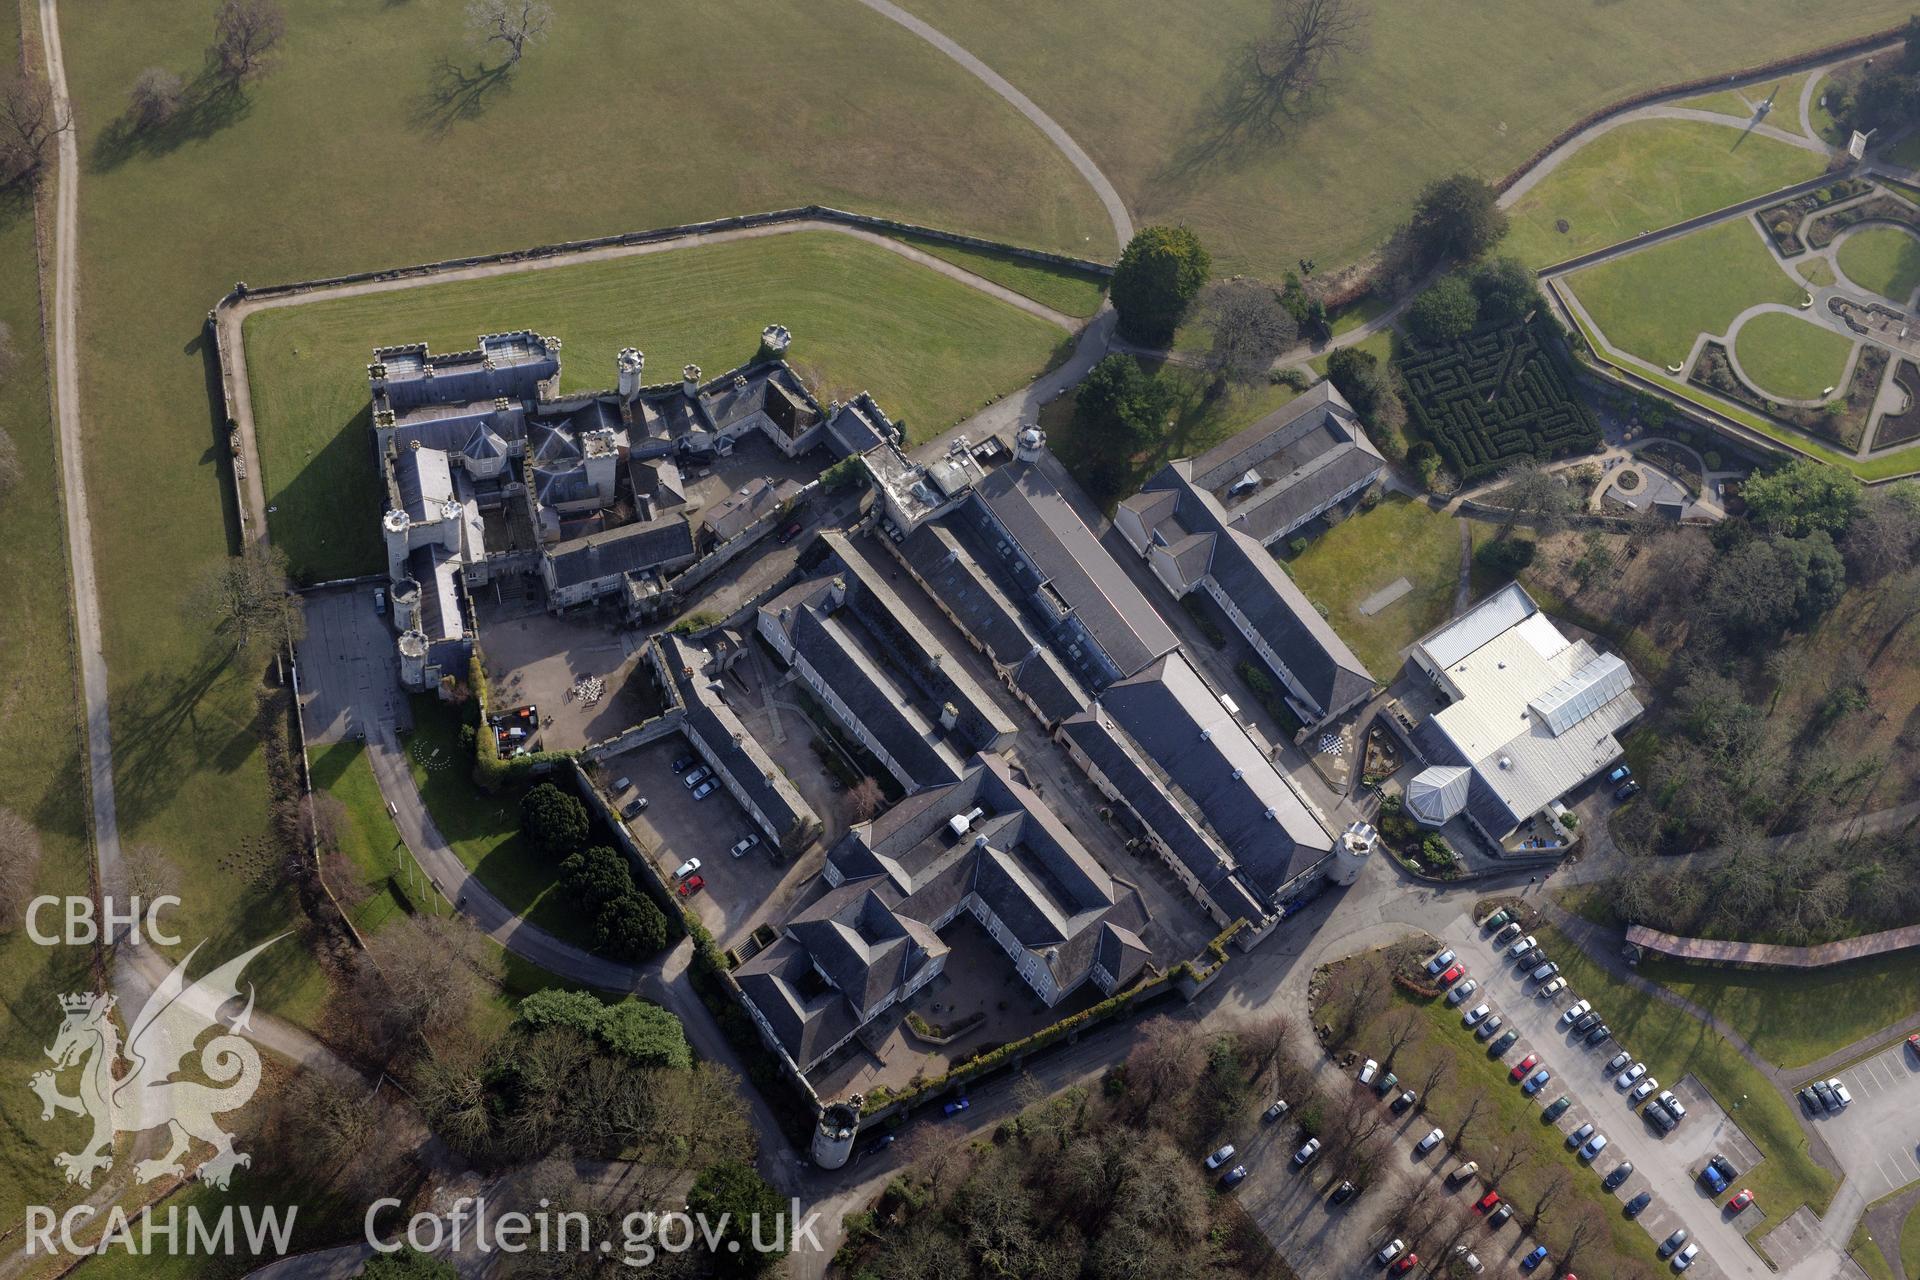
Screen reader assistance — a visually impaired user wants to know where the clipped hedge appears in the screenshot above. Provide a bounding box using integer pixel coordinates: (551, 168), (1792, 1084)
(1397, 317), (1600, 483)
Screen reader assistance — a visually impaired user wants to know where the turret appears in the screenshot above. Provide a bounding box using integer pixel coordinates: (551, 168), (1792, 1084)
(682, 364), (702, 398)
(1015, 425), (1046, 464)
(398, 631), (430, 690)
(811, 1097), (863, 1169)
(617, 348), (645, 401)
(760, 324), (792, 359)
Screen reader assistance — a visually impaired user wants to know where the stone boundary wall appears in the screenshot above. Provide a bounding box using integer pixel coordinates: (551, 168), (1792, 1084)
(671, 478), (821, 598)
(1627, 920), (1920, 969)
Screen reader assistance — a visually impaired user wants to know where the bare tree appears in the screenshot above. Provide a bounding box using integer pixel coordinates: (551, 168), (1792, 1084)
(1414, 1056), (1451, 1112)
(1237, 1010), (1295, 1085)
(844, 776), (885, 823)
(1379, 1007), (1421, 1070)
(1479, 1124), (1527, 1187)
(210, 0), (287, 88)
(1425, 1200), (1478, 1275)
(1198, 280), (1297, 391)
(121, 841), (183, 906)
(1384, 1176), (1442, 1247)
(1122, 1016), (1207, 1115)
(1245, 0), (1369, 120)
(128, 67), (186, 129)
(0, 808), (44, 928)
(1447, 1091), (1485, 1154)
(1524, 1165), (1570, 1231)
(1494, 462), (1578, 534)
(1556, 1202), (1608, 1279)
(0, 72), (69, 186)
(191, 541), (305, 658)
(1326, 952), (1388, 1044)
(467, 0), (553, 66)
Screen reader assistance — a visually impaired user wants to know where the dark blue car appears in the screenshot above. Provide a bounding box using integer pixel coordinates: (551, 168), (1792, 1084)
(1521, 1244), (1549, 1271)
(943, 1098), (971, 1117)
(1218, 1165), (1248, 1190)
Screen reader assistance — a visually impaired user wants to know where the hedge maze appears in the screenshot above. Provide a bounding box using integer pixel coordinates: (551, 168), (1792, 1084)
(1398, 319), (1601, 482)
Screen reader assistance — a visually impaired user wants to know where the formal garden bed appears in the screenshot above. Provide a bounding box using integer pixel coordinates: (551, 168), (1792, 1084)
(1634, 441), (1703, 495)
(1876, 359), (1920, 450)
(1397, 316), (1601, 483)
(1690, 339), (1884, 450)
(1758, 177), (1876, 256)
(1808, 193), (1920, 250)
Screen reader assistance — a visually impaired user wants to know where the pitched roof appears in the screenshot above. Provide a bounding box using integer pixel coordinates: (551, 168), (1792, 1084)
(657, 634), (817, 841)
(1186, 382), (1384, 544)
(1204, 529), (1375, 715)
(544, 515), (695, 588)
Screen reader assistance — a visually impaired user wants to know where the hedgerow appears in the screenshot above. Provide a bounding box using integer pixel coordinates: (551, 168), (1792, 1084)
(1397, 317), (1600, 482)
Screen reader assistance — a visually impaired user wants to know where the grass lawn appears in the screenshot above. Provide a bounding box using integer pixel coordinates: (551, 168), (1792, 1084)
(1884, 129), (1920, 170)
(247, 230), (1075, 580)
(1284, 495), (1464, 678)
(1836, 224), (1920, 304)
(1566, 218), (1803, 369)
(1857, 1217), (1899, 1280)
(1536, 923), (1839, 1227)
(1812, 75), (1849, 146)
(403, 696), (594, 948)
(1672, 86), (1762, 118)
(309, 741), (414, 935)
(1798, 257), (1837, 287)
(1903, 1196), (1920, 1280)
(885, 232), (1109, 317)
(1308, 327), (1394, 377)
(896, 0), (1910, 276)
(1331, 294), (1393, 338)
(1732, 311), (1856, 402)
(1043, 359), (1297, 509)
(1505, 119), (1827, 267)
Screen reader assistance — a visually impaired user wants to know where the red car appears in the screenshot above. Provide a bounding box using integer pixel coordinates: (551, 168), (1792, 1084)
(1475, 1191), (1501, 1213)
(1439, 965), (1464, 986)
(1389, 1256), (1418, 1276)
(1728, 1189), (1754, 1212)
(1909, 1033), (1920, 1058)
(1509, 1053), (1540, 1082)
(677, 874), (706, 897)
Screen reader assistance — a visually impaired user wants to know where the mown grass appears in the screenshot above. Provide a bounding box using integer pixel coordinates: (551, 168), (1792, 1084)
(1902, 1195), (1920, 1280)
(1836, 224), (1920, 304)
(1536, 923), (1839, 1226)
(1284, 495), (1464, 679)
(246, 231), (1073, 580)
(896, 0), (1911, 275)
(886, 232), (1110, 317)
(1506, 119), (1826, 268)
(1732, 310), (1857, 402)
(1565, 218), (1804, 369)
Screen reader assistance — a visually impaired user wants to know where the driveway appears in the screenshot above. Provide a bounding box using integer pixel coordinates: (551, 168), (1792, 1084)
(296, 584), (410, 744)
(1800, 1039), (1920, 1200)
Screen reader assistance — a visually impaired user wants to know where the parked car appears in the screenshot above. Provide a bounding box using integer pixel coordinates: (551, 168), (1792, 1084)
(1811, 1080), (1837, 1111)
(1388, 1255), (1418, 1276)
(730, 834), (760, 858)
(1204, 1144), (1237, 1171)
(775, 520), (805, 545)
(1329, 1180), (1357, 1205)
(677, 874), (705, 897)
(1603, 1161), (1634, 1191)
(1475, 1191), (1501, 1214)
(622, 797), (649, 818)
(1673, 1242), (1700, 1271)
(1530, 962), (1560, 982)
(1424, 948), (1456, 975)
(1218, 1165), (1248, 1190)
(1707, 1154), (1737, 1183)
(1509, 1053), (1540, 1081)
(691, 779), (718, 800)
(672, 857), (702, 881)
(1615, 780), (1642, 801)
(1488, 1202), (1514, 1229)
(1293, 1138), (1321, 1166)
(1492, 921), (1523, 947)
(1482, 908), (1512, 931)
(1827, 1078), (1853, 1108)
(1630, 1078), (1659, 1103)
(1516, 945), (1544, 968)
(1507, 934), (1538, 958)
(1537, 977), (1567, 999)
(1625, 1191), (1653, 1218)
(1605, 1051), (1631, 1074)
(1572, 1012), (1601, 1035)
(857, 1133), (896, 1159)
(1728, 1189), (1754, 1213)
(1566, 1123), (1595, 1150)
(1607, 765), (1632, 784)
(1909, 1032), (1920, 1059)
(1520, 1245), (1549, 1272)
(1799, 1085), (1822, 1113)
(1617, 1062), (1648, 1089)
(1560, 999), (1592, 1026)
(1415, 1127), (1444, 1155)
(1391, 1089), (1416, 1114)
(1264, 1098), (1290, 1122)
(1579, 1133), (1609, 1161)
(613, 776), (633, 793)
(683, 765), (713, 790)
(1522, 1068), (1552, 1096)
(1488, 1030), (1520, 1057)
(1375, 1239), (1405, 1265)
(1475, 1015), (1505, 1041)
(1583, 1023), (1612, 1047)
(1445, 978), (1479, 1006)
(1439, 964), (1465, 986)
(1449, 1160), (1478, 1184)
(372, 587), (387, 614)
(671, 753), (695, 773)
(1542, 1095), (1573, 1123)
(1375, 1071), (1398, 1098)
(942, 1098), (970, 1117)
(1658, 1228), (1690, 1260)
(1453, 1244), (1484, 1273)
(1358, 1058), (1378, 1085)
(1698, 1163), (1728, 1195)
(1463, 1002), (1491, 1026)
(1657, 1093), (1687, 1126)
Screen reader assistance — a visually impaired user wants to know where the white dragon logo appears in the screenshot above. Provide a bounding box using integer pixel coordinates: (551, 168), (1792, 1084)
(30, 937), (280, 1190)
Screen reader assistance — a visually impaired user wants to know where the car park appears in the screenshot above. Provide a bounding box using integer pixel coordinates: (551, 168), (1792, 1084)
(1567, 1123), (1594, 1150)
(1218, 1165), (1248, 1190)
(1625, 1191), (1652, 1218)
(1658, 1228), (1689, 1259)
(730, 834), (760, 858)
(1293, 1138), (1321, 1166)
(1488, 1202), (1513, 1228)
(1617, 1062), (1647, 1089)
(1415, 1127), (1444, 1154)
(682, 765), (713, 790)
(1510, 1053), (1540, 1080)
(1657, 1092), (1686, 1124)
(1605, 1051), (1630, 1074)
(1463, 1002), (1491, 1026)
(1488, 1029), (1520, 1057)
(1542, 1095), (1572, 1123)
(1425, 949), (1456, 975)
(1561, 1000), (1592, 1026)
(676, 874), (705, 897)
(1475, 1015), (1504, 1041)
(1630, 1078), (1658, 1103)
(1579, 1133), (1609, 1161)
(1264, 1098), (1289, 1122)
(1330, 1180), (1357, 1205)
(1523, 1068), (1552, 1096)
(690, 779), (718, 800)
(1537, 976), (1566, 999)
(1583, 1023), (1612, 1046)
(1728, 1189), (1753, 1213)
(1440, 964), (1464, 986)
(1673, 1241), (1699, 1270)
(1520, 1245), (1548, 1272)
(1376, 1238), (1405, 1265)
(1475, 1191), (1501, 1213)
(1530, 962), (1559, 982)
(1603, 1161), (1634, 1190)
(672, 857), (702, 881)
(1204, 1143), (1237, 1170)
(1507, 934), (1538, 958)
(1358, 1058), (1378, 1085)
(1446, 978), (1478, 1006)
(1391, 1089), (1416, 1114)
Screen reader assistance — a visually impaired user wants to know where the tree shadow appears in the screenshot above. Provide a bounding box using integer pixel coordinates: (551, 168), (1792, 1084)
(88, 71), (254, 175)
(410, 57), (516, 136)
(107, 650), (252, 833)
(0, 181), (33, 237)
(1153, 46), (1347, 197)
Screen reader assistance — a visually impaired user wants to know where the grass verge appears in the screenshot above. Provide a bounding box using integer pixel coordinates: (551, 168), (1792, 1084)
(885, 231), (1109, 317)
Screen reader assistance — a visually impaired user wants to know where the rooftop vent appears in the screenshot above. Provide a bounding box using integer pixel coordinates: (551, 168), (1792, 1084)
(1231, 769), (1244, 780)
(1200, 729), (1212, 742)
(1263, 807), (1277, 820)
(1228, 469), (1262, 497)
(948, 806), (986, 838)
(1498, 756), (1512, 770)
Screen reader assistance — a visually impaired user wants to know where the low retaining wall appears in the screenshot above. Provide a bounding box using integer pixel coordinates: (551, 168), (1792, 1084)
(1627, 921), (1920, 969)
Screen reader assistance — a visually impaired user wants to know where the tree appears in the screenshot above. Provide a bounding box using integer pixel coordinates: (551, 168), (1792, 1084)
(518, 987), (608, 1035)
(191, 542), (304, 657)
(1470, 255), (1539, 324)
(0, 808), (44, 928)
(1414, 1056), (1451, 1112)
(1702, 532), (1845, 641)
(558, 843), (632, 904)
(1524, 1165), (1570, 1230)
(367, 914), (489, 1044)
(0, 71), (69, 186)
(1479, 1123), (1528, 1187)
(1072, 353), (1174, 498)
(521, 782), (589, 857)
(1407, 273), (1478, 344)
(466, 0), (554, 66)
(1556, 1202), (1608, 1278)
(1494, 462), (1578, 534)
(593, 894), (668, 959)
(1237, 1010), (1295, 1086)
(128, 68), (186, 129)
(1325, 346), (1390, 416)
(1110, 226), (1212, 346)
(1198, 280), (1297, 391)
(1379, 1007), (1421, 1069)
(1123, 1016), (1208, 1115)
(209, 0), (287, 89)
(1741, 459), (1861, 539)
(1410, 173), (1508, 266)
(1475, 535), (1535, 580)
(596, 999), (692, 1069)
(845, 776), (885, 823)
(687, 1159), (789, 1276)
(1447, 1091), (1485, 1153)
(1237, 0), (1371, 125)
(1324, 953), (1387, 1044)
(1843, 481), (1920, 582)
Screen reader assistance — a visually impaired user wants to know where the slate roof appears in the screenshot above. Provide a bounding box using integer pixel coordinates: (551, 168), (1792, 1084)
(657, 634), (818, 842)
(544, 515), (695, 588)
(788, 605), (968, 789)
(1205, 529), (1375, 715)
(1186, 382), (1384, 545)
(972, 464), (1178, 678)
(394, 446), (455, 522)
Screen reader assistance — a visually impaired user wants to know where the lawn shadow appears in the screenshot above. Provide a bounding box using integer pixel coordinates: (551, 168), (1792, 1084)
(0, 181), (33, 238)
(108, 649), (248, 833)
(1153, 45), (1347, 197)
(189, 323), (249, 558)
(410, 57), (516, 135)
(270, 403), (387, 583)
(88, 72), (254, 175)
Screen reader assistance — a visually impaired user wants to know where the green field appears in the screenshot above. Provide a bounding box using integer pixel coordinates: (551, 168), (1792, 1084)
(246, 231), (1074, 579)
(887, 233), (1110, 317)
(1505, 119), (1826, 267)
(1566, 218), (1803, 368)
(1837, 224), (1920, 304)
(1798, 257), (1838, 287)
(1903, 1197), (1920, 1280)
(1732, 310), (1856, 401)
(309, 741), (413, 935)
(1284, 495), (1469, 678)
(896, 0), (1912, 275)
(1539, 923), (1839, 1229)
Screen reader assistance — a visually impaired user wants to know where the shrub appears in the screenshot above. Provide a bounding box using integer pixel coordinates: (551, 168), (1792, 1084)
(559, 844), (634, 906)
(1110, 225), (1211, 346)
(1410, 173), (1509, 266)
(594, 893), (669, 959)
(1288, 536), (1310, 556)
(521, 782), (589, 857)
(517, 988), (608, 1035)
(1397, 317), (1600, 483)
(1476, 537), (1536, 578)
(597, 999), (693, 1069)
(1407, 274), (1479, 345)
(687, 1160), (789, 1276)
(1470, 256), (1538, 325)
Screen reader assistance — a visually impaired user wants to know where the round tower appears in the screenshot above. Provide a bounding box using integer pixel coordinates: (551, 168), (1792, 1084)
(1015, 425), (1047, 464)
(617, 348), (645, 400)
(811, 1097), (863, 1169)
(681, 364), (702, 398)
(398, 631), (430, 690)
(383, 508), (412, 579)
(760, 324), (792, 358)
(390, 576), (421, 633)
(1329, 819), (1376, 887)
(439, 499), (464, 551)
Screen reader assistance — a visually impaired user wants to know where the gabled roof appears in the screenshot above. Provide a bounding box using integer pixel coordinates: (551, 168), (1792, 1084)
(1184, 382), (1385, 545)
(544, 515), (695, 588)
(1205, 529), (1375, 715)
